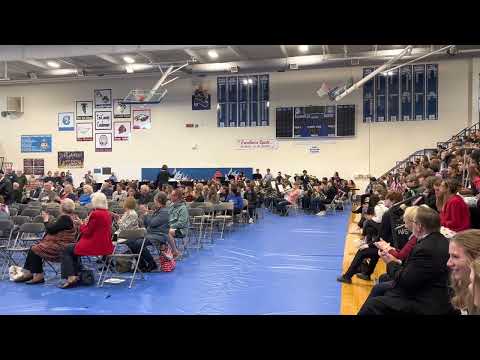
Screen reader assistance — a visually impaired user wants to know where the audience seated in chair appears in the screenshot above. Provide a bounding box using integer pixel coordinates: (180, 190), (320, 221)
(358, 207), (455, 315)
(79, 184), (93, 206)
(59, 192), (113, 289)
(437, 179), (471, 232)
(14, 199), (80, 285)
(168, 189), (189, 258)
(468, 256), (480, 315)
(126, 192), (170, 271)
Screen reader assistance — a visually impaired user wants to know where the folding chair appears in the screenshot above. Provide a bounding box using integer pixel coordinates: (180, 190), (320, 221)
(0, 220), (14, 280)
(3, 222), (45, 279)
(286, 197), (300, 216)
(9, 208), (18, 217)
(241, 199), (249, 224)
(187, 208), (205, 249)
(21, 208), (41, 218)
(213, 202), (234, 238)
(98, 228), (147, 289)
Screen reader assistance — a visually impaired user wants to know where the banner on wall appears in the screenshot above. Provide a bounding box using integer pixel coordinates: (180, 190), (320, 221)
(113, 121), (131, 141)
(58, 112), (75, 131)
(192, 86), (211, 110)
(95, 111), (112, 130)
(76, 101), (93, 120)
(141, 167), (254, 182)
(21, 135), (52, 153)
(94, 89), (112, 109)
(235, 138), (279, 150)
(113, 99), (131, 118)
(95, 133), (112, 152)
(23, 158), (45, 175)
(58, 151), (84, 168)
(76, 122), (93, 141)
(133, 109), (151, 129)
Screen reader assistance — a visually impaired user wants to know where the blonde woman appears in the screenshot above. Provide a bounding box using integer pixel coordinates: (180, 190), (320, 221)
(447, 229), (480, 314)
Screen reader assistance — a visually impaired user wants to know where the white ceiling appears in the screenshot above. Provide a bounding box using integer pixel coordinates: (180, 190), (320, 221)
(0, 45), (478, 84)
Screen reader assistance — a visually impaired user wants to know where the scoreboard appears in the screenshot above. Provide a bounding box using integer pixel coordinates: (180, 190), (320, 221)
(276, 105), (355, 138)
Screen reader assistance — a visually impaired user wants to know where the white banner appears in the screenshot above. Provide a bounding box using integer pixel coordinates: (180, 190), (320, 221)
(307, 145), (321, 154)
(236, 139), (279, 150)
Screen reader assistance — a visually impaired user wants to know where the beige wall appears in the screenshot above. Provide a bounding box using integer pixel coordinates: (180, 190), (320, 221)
(0, 58), (472, 186)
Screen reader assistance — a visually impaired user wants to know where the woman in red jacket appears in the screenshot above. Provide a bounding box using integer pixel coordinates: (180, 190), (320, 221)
(59, 192), (113, 288)
(437, 179), (471, 233)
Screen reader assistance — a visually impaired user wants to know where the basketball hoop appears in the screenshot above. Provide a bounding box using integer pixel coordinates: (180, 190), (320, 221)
(121, 61), (190, 105)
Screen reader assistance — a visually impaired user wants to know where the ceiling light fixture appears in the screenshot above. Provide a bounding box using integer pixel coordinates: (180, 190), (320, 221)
(47, 61), (60, 68)
(243, 79), (248, 85)
(208, 50), (219, 59)
(123, 56), (135, 64)
(298, 45), (309, 53)
(248, 78), (253, 84)
(125, 65), (134, 73)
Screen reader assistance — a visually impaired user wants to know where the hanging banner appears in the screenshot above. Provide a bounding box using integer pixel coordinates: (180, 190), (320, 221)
(58, 112), (75, 131)
(133, 109), (152, 129)
(58, 151), (84, 168)
(95, 111), (112, 130)
(192, 86), (211, 110)
(113, 99), (132, 118)
(21, 135), (52, 153)
(413, 64), (426, 120)
(235, 138), (279, 150)
(95, 133), (112, 152)
(76, 100), (93, 120)
(400, 65), (413, 121)
(114, 121), (132, 141)
(76, 122), (93, 141)
(363, 68), (375, 122)
(426, 64), (438, 120)
(94, 89), (112, 109)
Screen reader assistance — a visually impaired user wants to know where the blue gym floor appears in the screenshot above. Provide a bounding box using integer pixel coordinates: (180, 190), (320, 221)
(0, 209), (350, 315)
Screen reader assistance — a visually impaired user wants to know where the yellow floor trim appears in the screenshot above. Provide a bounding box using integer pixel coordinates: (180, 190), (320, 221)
(340, 213), (386, 315)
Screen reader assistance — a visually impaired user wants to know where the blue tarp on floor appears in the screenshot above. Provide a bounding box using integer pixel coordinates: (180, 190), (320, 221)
(0, 209), (350, 315)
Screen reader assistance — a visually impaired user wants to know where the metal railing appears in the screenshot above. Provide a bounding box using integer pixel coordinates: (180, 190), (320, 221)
(437, 122), (480, 148)
(381, 121), (479, 178)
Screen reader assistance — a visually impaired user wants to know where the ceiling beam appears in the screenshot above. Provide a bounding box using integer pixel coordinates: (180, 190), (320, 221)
(228, 46), (246, 59)
(96, 54), (120, 64)
(21, 59), (50, 69)
(280, 45), (289, 58)
(0, 45), (223, 62)
(184, 48), (206, 63)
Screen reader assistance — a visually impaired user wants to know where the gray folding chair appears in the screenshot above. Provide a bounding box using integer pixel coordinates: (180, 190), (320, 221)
(212, 202), (233, 239)
(0, 220), (14, 280)
(21, 208), (41, 218)
(3, 222), (45, 279)
(188, 208), (205, 250)
(98, 228), (147, 289)
(9, 208), (18, 217)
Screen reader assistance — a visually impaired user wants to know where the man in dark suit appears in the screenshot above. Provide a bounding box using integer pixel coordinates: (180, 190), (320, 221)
(358, 206), (455, 315)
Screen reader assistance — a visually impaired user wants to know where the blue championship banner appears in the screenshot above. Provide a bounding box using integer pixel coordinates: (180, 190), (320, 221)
(400, 65), (413, 121)
(387, 68), (400, 121)
(142, 167), (253, 182)
(363, 67), (375, 122)
(217, 77), (227, 127)
(426, 64), (438, 120)
(21, 135), (52, 153)
(375, 72), (386, 122)
(413, 64), (426, 120)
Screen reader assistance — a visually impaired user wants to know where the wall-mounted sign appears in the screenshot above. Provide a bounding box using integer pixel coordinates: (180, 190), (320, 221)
(76, 122), (93, 141)
(94, 89), (112, 109)
(21, 135), (52, 153)
(58, 151), (84, 168)
(133, 109), (151, 129)
(76, 100), (93, 120)
(95, 133), (112, 152)
(235, 138), (279, 150)
(95, 111), (112, 130)
(113, 121), (131, 141)
(113, 99), (131, 118)
(58, 112), (75, 131)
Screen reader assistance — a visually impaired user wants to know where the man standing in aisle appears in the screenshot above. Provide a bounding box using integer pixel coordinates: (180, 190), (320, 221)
(0, 171), (13, 205)
(264, 169), (273, 183)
